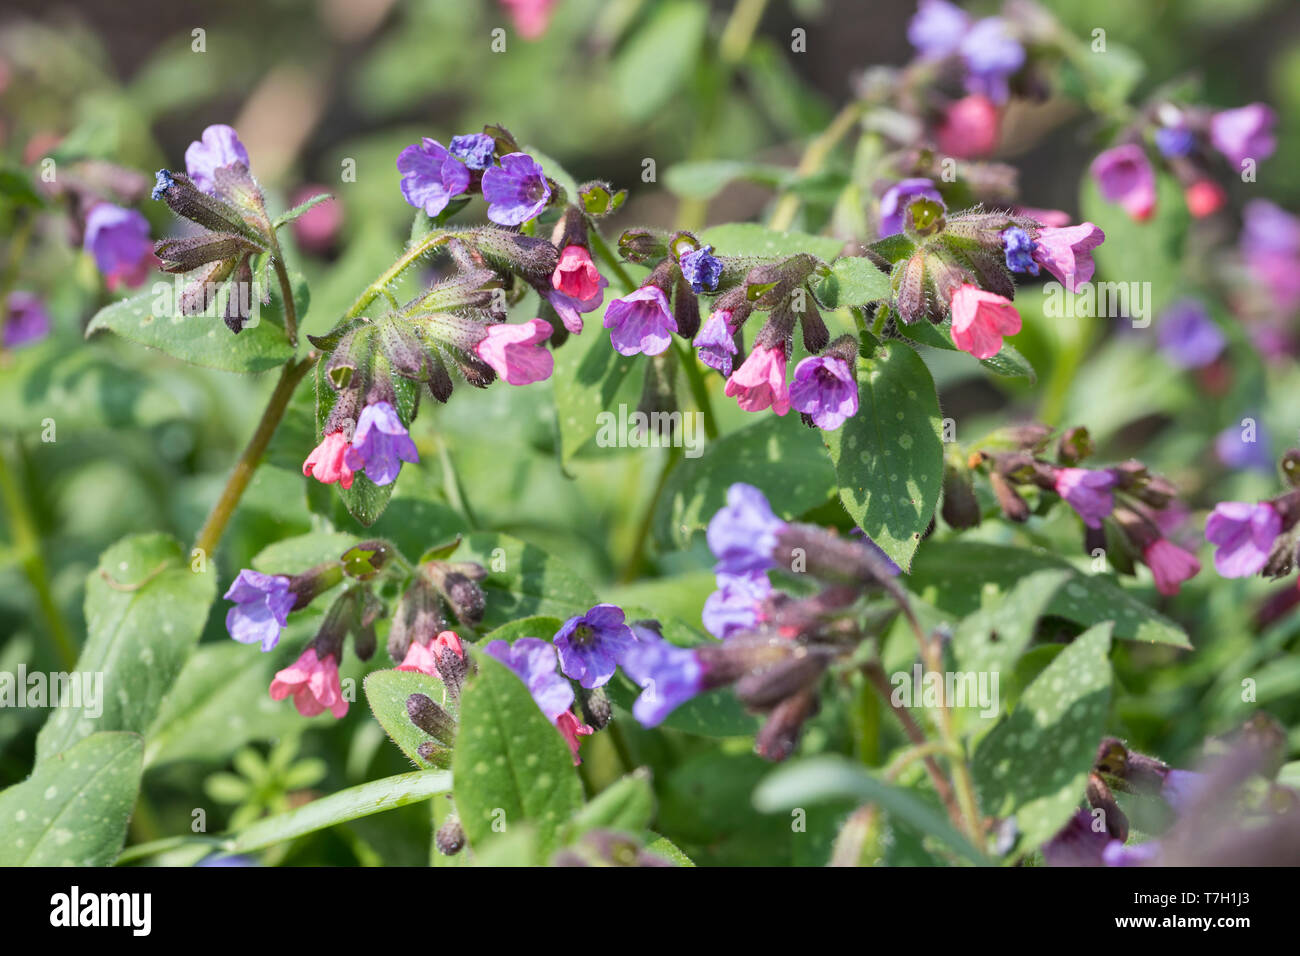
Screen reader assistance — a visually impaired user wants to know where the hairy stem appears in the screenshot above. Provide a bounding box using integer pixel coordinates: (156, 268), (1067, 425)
(346, 230), (449, 319)
(268, 234), (299, 346)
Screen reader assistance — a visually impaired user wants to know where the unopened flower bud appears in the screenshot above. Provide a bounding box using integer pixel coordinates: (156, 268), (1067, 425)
(942, 463), (982, 529)
(990, 471), (1029, 522)
(435, 816), (466, 856)
(754, 686), (820, 762)
(407, 693), (457, 744)
(1057, 426), (1094, 465)
(734, 651), (829, 710)
(286, 561), (345, 611)
(578, 685), (613, 730)
(618, 229), (669, 263)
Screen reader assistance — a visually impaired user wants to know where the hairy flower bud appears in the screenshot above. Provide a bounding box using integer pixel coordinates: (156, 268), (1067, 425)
(435, 816), (466, 856)
(407, 692), (457, 744)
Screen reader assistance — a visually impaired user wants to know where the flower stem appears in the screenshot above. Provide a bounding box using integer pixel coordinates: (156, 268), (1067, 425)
(768, 100), (867, 231)
(673, 337), (720, 442)
(192, 354), (316, 558)
(588, 226), (636, 292)
(346, 231), (449, 319)
(267, 234), (299, 346)
(618, 444), (683, 583)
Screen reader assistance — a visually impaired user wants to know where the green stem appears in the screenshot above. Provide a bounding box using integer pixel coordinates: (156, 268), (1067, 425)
(588, 227), (636, 292)
(1037, 318), (1094, 426)
(618, 445), (683, 583)
(0, 441), (77, 669)
(768, 100), (867, 231)
(673, 337), (720, 441)
(192, 355), (316, 558)
(346, 231), (449, 319)
(267, 234), (299, 346)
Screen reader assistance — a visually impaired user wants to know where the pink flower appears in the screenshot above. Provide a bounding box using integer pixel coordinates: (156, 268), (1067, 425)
(269, 647), (348, 718)
(303, 431), (355, 490)
(552, 245), (602, 301)
(949, 284), (1021, 359)
(1209, 103), (1276, 169)
(1016, 206), (1072, 228)
(1090, 144), (1156, 222)
(475, 318), (554, 385)
(555, 710), (594, 765)
(500, 0), (559, 39)
(1054, 467), (1116, 528)
(397, 630), (465, 676)
(289, 184), (342, 255)
(935, 95), (1000, 158)
(1184, 180), (1226, 219)
(1143, 539), (1201, 596)
(1032, 223), (1104, 293)
(724, 345), (790, 415)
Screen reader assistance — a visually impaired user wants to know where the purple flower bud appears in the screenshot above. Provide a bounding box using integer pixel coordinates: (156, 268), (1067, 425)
(483, 637), (574, 721)
(481, 152), (551, 226)
(789, 355), (859, 431)
(702, 571), (771, 639)
(907, 0), (969, 59)
(1053, 467), (1117, 529)
(959, 17), (1024, 104)
(619, 632), (705, 727)
(3, 292), (51, 348)
(224, 569), (295, 651)
(84, 203), (154, 290)
(343, 401), (419, 486)
(449, 133), (496, 170)
(1000, 227), (1039, 275)
(1153, 126), (1196, 159)
(679, 244), (722, 293)
(1156, 299), (1225, 369)
(707, 483), (786, 576)
(693, 310), (738, 376)
(184, 124), (251, 195)
(553, 604), (637, 689)
(397, 138), (471, 218)
(1205, 501), (1280, 578)
(603, 284), (677, 356)
(879, 179), (942, 237)
(1209, 103), (1277, 169)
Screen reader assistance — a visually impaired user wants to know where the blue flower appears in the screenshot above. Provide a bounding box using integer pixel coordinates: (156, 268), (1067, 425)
(449, 133), (496, 170)
(603, 285), (677, 356)
(397, 138), (471, 218)
(483, 637), (574, 721)
(224, 569), (295, 651)
(151, 169), (175, 201)
(1154, 126), (1196, 159)
(959, 17), (1024, 103)
(481, 152), (551, 226)
(1001, 227), (1039, 275)
(707, 483), (785, 575)
(1156, 300), (1225, 369)
(620, 633), (705, 727)
(679, 245), (722, 293)
(693, 310), (738, 376)
(344, 401), (419, 486)
(907, 0), (969, 60)
(702, 571), (771, 639)
(184, 124), (250, 195)
(553, 604), (637, 688)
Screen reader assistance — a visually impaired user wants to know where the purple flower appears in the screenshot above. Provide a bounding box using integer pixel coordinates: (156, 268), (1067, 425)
(1210, 103), (1277, 168)
(544, 283), (606, 335)
(603, 284), (677, 356)
(483, 637), (574, 721)
(1215, 420), (1273, 472)
(397, 138), (471, 218)
(1160, 769), (1210, 815)
(679, 245), (722, 293)
(184, 124), (250, 194)
(1001, 226), (1039, 275)
(702, 571), (770, 639)
(224, 569), (295, 651)
(449, 133), (496, 170)
(83, 203), (154, 290)
(1090, 145), (1156, 221)
(1153, 126), (1196, 159)
(481, 152), (551, 226)
(553, 603), (637, 689)
(879, 178), (943, 237)
(1205, 501), (1280, 578)
(1241, 199), (1300, 258)
(707, 483), (785, 576)
(1156, 299), (1225, 369)
(1101, 841), (1161, 867)
(619, 632), (705, 727)
(344, 401), (418, 486)
(907, 0), (968, 59)
(1053, 467), (1116, 529)
(1041, 809), (1112, 867)
(3, 292), (51, 348)
(789, 355), (859, 430)
(693, 310), (738, 376)
(959, 18), (1024, 103)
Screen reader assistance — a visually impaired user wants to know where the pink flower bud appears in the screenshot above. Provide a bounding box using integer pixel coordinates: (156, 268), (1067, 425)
(935, 95), (1000, 158)
(303, 431), (356, 490)
(949, 284), (1021, 359)
(475, 318), (555, 385)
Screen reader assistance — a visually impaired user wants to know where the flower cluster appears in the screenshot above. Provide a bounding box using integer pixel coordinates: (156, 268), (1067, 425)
(1205, 447), (1300, 582)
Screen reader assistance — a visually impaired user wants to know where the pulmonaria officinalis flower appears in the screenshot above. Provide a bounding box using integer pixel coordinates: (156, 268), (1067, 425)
(620, 631), (706, 727)
(1054, 467), (1117, 529)
(1001, 227), (1039, 275)
(448, 133), (496, 170)
(484, 637), (591, 763)
(344, 401), (419, 486)
(1033, 223), (1104, 292)
(789, 354), (858, 430)
(879, 178), (942, 237)
(552, 245), (603, 301)
(679, 244), (722, 293)
(553, 604), (637, 689)
(475, 318), (555, 385)
(1209, 103), (1277, 169)
(84, 203), (154, 289)
(1205, 502), (1281, 578)
(1154, 125), (1196, 159)
(224, 569), (295, 651)
(1156, 299), (1225, 369)
(907, 0), (968, 59)
(270, 646), (348, 718)
(708, 483), (786, 576)
(185, 124), (251, 195)
(949, 284), (1021, 360)
(693, 310), (738, 376)
(1090, 144), (1156, 221)
(725, 345), (790, 415)
(397, 630), (465, 676)
(959, 17), (1024, 104)
(303, 431), (355, 490)
(3, 292), (51, 348)
(935, 95), (1000, 159)
(500, 0), (559, 40)
(604, 285), (676, 356)
(397, 138), (471, 218)
(1144, 539), (1201, 596)
(702, 570), (771, 640)
(482, 152), (551, 226)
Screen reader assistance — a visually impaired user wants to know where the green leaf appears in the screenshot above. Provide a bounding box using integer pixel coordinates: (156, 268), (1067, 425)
(753, 754), (987, 865)
(364, 669), (455, 769)
(252, 531), (354, 574)
(612, 0), (709, 124)
(897, 316), (1036, 382)
(450, 532), (598, 630)
(908, 541), (1192, 648)
(823, 342), (943, 570)
(814, 257), (892, 309)
(951, 569), (1072, 677)
(36, 533), (216, 762)
(84, 275), (302, 374)
(564, 768), (656, 842)
(654, 413), (836, 550)
(452, 652), (584, 857)
(273, 193), (333, 229)
(973, 623), (1114, 856)
(663, 160), (791, 201)
(222, 770), (451, 854)
(701, 222), (845, 261)
(0, 732), (142, 866)
(644, 833), (695, 866)
(552, 300), (647, 463)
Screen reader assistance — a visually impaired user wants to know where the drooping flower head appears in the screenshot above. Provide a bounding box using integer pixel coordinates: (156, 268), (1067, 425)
(344, 401), (418, 486)
(397, 629), (465, 676)
(3, 292), (51, 348)
(707, 482), (785, 576)
(1156, 300), (1225, 369)
(397, 138), (471, 218)
(604, 284), (676, 356)
(879, 178), (943, 237)
(620, 632), (706, 727)
(482, 152), (551, 226)
(1143, 538), (1201, 596)
(269, 646), (348, 718)
(475, 318), (555, 385)
(84, 203), (154, 289)
(185, 124), (251, 195)
(1209, 103), (1277, 169)
(1090, 145), (1156, 221)
(553, 604), (637, 689)
(702, 571), (771, 640)
(1054, 467), (1117, 529)
(949, 284), (1021, 359)
(789, 355), (858, 430)
(554, 710), (594, 763)
(693, 310), (738, 376)
(552, 245), (603, 301)
(724, 344), (790, 414)
(224, 569), (295, 651)
(1205, 502), (1281, 578)
(303, 431), (356, 490)
(1032, 223), (1104, 293)
(679, 245), (723, 293)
